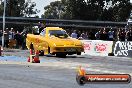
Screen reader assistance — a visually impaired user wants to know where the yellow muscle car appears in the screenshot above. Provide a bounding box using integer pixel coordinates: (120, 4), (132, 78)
(26, 27), (84, 57)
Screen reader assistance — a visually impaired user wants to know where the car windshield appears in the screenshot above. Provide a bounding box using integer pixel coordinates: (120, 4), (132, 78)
(49, 30), (69, 38)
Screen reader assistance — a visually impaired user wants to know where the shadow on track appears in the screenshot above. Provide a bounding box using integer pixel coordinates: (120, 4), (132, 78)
(44, 54), (85, 58)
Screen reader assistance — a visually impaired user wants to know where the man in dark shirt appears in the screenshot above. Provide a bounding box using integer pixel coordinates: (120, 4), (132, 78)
(118, 29), (126, 41)
(126, 29), (132, 41)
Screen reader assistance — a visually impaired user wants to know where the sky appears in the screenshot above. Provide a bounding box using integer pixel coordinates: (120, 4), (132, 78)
(31, 0), (59, 17)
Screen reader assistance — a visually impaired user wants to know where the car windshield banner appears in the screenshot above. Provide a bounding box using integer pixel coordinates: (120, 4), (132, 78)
(114, 41), (132, 57)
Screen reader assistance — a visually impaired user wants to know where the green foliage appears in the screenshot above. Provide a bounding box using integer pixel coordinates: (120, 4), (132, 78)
(44, 1), (65, 19)
(23, 0), (40, 17)
(45, 0), (132, 21)
(0, 0), (39, 17)
(0, 4), (3, 16)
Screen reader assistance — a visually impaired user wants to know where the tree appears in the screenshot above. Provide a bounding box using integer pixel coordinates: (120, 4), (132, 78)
(44, 1), (65, 19)
(0, 0), (39, 17)
(43, 0), (132, 21)
(0, 3), (3, 16)
(100, 0), (132, 21)
(23, 0), (40, 17)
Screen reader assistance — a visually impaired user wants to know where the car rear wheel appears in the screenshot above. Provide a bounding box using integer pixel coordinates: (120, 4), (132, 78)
(56, 53), (66, 58)
(39, 50), (44, 56)
(77, 52), (81, 55)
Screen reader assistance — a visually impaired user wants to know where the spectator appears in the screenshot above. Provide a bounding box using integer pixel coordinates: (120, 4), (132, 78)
(103, 28), (108, 40)
(0, 30), (2, 45)
(95, 30), (100, 40)
(100, 28), (108, 40)
(108, 28), (114, 41)
(71, 30), (78, 38)
(78, 32), (88, 40)
(126, 29), (132, 41)
(38, 22), (45, 34)
(89, 30), (95, 40)
(77, 30), (81, 38)
(118, 29), (126, 41)
(21, 29), (28, 50)
(14, 31), (22, 48)
(4, 28), (9, 48)
(9, 28), (15, 40)
(100, 30), (104, 40)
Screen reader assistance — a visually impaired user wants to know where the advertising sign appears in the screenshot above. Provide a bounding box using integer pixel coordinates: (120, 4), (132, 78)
(81, 40), (113, 56)
(114, 41), (132, 57)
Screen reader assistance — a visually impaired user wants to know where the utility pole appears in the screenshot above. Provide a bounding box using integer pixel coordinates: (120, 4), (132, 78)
(2, 0), (6, 48)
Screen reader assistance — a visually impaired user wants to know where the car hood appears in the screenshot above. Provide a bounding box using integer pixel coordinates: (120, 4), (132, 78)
(48, 37), (82, 46)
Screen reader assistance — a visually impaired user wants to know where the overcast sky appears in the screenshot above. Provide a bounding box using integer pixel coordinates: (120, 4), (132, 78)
(32, 0), (59, 17)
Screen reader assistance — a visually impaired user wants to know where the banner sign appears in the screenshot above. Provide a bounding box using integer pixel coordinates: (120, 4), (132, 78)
(81, 40), (113, 56)
(114, 41), (132, 57)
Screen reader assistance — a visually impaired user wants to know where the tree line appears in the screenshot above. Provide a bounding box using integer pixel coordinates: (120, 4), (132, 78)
(0, 0), (131, 22)
(0, 0), (39, 17)
(43, 0), (132, 22)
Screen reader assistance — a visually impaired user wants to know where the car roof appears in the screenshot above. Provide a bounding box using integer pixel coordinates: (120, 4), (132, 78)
(46, 27), (63, 30)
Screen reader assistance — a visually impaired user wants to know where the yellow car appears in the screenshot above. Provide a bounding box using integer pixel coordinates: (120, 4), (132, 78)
(26, 27), (84, 57)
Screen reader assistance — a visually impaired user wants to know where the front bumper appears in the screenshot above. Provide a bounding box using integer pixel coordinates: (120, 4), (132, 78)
(51, 46), (84, 54)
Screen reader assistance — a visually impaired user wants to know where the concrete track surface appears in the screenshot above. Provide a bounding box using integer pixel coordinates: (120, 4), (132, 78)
(0, 49), (131, 88)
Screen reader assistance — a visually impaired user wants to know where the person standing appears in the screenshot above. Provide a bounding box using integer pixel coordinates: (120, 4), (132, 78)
(95, 30), (100, 40)
(118, 29), (126, 41)
(71, 30), (78, 39)
(4, 28), (9, 48)
(108, 28), (114, 41)
(9, 28), (15, 40)
(0, 30), (2, 45)
(126, 29), (132, 41)
(14, 31), (21, 49)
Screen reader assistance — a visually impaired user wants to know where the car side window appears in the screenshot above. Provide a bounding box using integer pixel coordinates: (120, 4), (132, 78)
(40, 29), (46, 36)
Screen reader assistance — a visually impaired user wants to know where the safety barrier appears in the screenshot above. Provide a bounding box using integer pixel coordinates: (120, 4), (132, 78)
(81, 40), (113, 56)
(114, 41), (132, 57)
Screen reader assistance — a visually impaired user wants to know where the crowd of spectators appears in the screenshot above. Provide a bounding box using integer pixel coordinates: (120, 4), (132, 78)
(0, 28), (26, 49)
(0, 26), (131, 49)
(68, 27), (132, 41)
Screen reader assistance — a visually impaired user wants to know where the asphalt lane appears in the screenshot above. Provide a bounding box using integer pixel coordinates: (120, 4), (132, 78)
(0, 49), (131, 88)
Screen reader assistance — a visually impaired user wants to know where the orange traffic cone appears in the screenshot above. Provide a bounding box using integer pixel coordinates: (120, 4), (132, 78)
(27, 57), (30, 62)
(28, 49), (35, 63)
(30, 49), (34, 55)
(77, 66), (86, 76)
(33, 50), (40, 63)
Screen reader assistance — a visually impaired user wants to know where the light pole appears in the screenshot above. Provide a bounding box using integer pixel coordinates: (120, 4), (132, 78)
(2, 0), (6, 48)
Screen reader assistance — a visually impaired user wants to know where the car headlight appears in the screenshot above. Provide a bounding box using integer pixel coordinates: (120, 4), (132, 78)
(75, 42), (83, 46)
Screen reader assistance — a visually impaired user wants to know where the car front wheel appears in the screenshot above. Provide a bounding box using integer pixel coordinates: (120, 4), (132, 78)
(77, 52), (81, 55)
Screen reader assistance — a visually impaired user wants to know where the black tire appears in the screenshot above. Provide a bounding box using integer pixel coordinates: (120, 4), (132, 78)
(77, 52), (81, 55)
(76, 75), (85, 86)
(39, 50), (44, 56)
(48, 46), (50, 54)
(56, 53), (66, 58)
